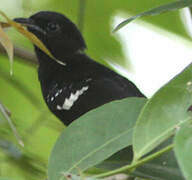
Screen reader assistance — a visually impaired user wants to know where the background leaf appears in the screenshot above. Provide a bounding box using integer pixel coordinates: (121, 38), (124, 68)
(133, 63), (192, 160)
(48, 98), (146, 180)
(174, 121), (192, 179)
(114, 0), (192, 32)
(0, 57), (61, 180)
(0, 0), (191, 179)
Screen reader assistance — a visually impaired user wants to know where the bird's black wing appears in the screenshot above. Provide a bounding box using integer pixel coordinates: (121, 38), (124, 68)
(41, 54), (145, 124)
(44, 73), (144, 125)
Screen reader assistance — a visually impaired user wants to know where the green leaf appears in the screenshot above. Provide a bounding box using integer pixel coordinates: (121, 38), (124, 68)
(114, 0), (192, 32)
(48, 97), (146, 180)
(133, 63), (192, 161)
(0, 178), (14, 180)
(174, 121), (192, 179)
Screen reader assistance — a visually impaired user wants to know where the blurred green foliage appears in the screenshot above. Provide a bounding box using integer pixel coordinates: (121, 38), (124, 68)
(0, 0), (191, 179)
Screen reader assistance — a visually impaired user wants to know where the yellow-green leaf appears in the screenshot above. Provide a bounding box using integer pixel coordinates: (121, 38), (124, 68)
(0, 10), (65, 66)
(0, 24), (13, 75)
(0, 22), (11, 28)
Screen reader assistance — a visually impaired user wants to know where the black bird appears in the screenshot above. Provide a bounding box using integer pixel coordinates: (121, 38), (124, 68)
(14, 11), (145, 125)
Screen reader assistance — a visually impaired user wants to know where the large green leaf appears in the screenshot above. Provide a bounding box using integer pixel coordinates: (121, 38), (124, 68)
(114, 0), (192, 32)
(133, 63), (192, 161)
(174, 121), (192, 179)
(48, 97), (146, 180)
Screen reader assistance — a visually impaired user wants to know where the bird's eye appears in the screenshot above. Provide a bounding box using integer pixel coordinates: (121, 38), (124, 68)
(46, 22), (60, 32)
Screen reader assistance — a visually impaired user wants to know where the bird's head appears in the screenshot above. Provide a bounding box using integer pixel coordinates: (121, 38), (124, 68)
(14, 11), (86, 60)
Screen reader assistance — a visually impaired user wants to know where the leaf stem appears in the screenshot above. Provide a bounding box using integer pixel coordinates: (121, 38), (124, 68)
(93, 144), (174, 178)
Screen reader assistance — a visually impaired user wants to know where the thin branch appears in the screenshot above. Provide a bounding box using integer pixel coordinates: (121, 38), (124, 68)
(0, 101), (24, 147)
(0, 44), (37, 65)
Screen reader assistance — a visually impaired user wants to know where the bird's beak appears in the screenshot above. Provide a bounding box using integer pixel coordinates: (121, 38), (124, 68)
(13, 18), (34, 26)
(13, 17), (46, 35)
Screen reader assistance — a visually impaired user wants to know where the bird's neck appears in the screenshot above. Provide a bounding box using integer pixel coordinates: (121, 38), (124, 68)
(35, 47), (60, 68)
(35, 46), (92, 85)
(35, 46), (85, 66)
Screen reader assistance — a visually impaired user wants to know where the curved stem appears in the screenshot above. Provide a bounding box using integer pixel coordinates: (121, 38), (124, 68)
(94, 144), (174, 178)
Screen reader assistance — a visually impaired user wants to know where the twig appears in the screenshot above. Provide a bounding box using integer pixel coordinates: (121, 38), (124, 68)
(0, 101), (24, 147)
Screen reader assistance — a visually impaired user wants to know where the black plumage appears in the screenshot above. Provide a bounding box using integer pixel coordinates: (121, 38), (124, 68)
(14, 11), (145, 125)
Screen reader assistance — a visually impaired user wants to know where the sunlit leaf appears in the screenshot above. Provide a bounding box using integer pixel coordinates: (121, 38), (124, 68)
(114, 0), (192, 32)
(133, 63), (192, 161)
(0, 24), (13, 75)
(48, 98), (146, 180)
(174, 121), (192, 179)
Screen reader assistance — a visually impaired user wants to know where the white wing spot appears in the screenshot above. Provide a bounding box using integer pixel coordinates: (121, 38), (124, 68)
(55, 92), (59, 97)
(82, 86), (88, 91)
(57, 105), (62, 110)
(51, 97), (54, 101)
(56, 86), (89, 110)
(63, 99), (74, 110)
(69, 93), (79, 101)
(86, 78), (92, 82)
